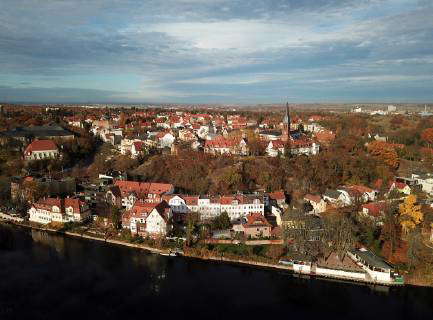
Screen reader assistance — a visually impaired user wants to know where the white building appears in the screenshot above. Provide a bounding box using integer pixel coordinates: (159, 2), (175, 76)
(348, 248), (399, 283)
(388, 105), (397, 112)
(123, 201), (172, 237)
(28, 198), (90, 224)
(24, 140), (59, 161)
(411, 173), (433, 195)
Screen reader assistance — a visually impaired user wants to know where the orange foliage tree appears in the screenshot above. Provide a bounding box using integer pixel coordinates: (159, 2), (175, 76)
(367, 141), (399, 169)
(421, 128), (433, 147)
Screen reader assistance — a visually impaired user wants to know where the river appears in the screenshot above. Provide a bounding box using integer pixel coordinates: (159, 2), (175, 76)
(0, 224), (432, 320)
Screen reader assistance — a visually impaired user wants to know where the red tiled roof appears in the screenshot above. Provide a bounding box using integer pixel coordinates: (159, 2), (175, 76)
(114, 180), (173, 197)
(24, 140), (58, 154)
(244, 213), (271, 228)
(33, 197), (85, 214)
(361, 202), (386, 217)
(346, 185), (374, 194)
(269, 191), (285, 201)
(205, 136), (240, 149)
(268, 140), (285, 149)
(183, 196), (199, 206)
(304, 194), (322, 203)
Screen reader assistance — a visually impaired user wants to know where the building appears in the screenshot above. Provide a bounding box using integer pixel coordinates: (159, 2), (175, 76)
(388, 105), (397, 112)
(108, 180), (174, 209)
(11, 176), (76, 202)
(0, 124), (74, 143)
(204, 136), (249, 156)
(240, 213), (272, 239)
(411, 173), (433, 195)
(348, 248), (401, 283)
(122, 200), (172, 237)
(323, 189), (352, 207)
(304, 194), (326, 214)
(131, 141), (146, 158)
(360, 202), (387, 222)
(28, 197), (90, 224)
(23, 140), (59, 161)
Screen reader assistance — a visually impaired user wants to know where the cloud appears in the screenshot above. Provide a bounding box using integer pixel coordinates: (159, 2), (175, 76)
(0, 0), (432, 103)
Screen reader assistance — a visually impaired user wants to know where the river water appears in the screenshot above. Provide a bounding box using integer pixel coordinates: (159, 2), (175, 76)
(0, 224), (432, 320)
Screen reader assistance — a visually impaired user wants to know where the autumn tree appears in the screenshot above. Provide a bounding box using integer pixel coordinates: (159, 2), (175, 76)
(399, 195), (423, 234)
(367, 141), (399, 169)
(421, 128), (433, 148)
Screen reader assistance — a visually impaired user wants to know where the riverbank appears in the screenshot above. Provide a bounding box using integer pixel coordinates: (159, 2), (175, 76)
(0, 220), (409, 287)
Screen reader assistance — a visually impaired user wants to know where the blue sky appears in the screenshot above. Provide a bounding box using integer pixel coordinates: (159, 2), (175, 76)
(1, 0), (433, 104)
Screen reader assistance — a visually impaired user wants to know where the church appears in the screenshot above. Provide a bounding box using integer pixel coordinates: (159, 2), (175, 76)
(264, 103), (319, 157)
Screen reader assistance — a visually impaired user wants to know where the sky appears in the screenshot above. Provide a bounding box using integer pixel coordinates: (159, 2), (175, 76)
(1, 0), (433, 104)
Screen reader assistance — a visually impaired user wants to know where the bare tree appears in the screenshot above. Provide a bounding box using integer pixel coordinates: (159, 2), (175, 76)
(323, 215), (356, 261)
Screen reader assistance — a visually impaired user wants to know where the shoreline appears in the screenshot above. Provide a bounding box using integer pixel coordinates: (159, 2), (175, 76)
(0, 220), (412, 288)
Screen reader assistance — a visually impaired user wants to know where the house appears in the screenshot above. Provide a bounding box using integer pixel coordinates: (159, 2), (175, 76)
(131, 141), (146, 158)
(23, 139), (60, 161)
(178, 129), (197, 142)
(123, 200), (172, 237)
(375, 179), (411, 195)
(240, 213), (272, 239)
(323, 189), (351, 207)
(157, 132), (176, 148)
(204, 136), (249, 156)
(112, 180), (174, 209)
(304, 194), (326, 214)
(411, 173), (433, 195)
(360, 202), (386, 222)
(266, 140), (286, 157)
(390, 181), (411, 195)
(267, 190), (287, 208)
(28, 197), (90, 224)
(343, 185), (376, 202)
(265, 136), (319, 157)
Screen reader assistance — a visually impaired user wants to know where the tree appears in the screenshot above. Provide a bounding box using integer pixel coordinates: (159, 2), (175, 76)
(323, 215), (355, 261)
(399, 195), (423, 234)
(421, 128), (433, 148)
(381, 201), (400, 255)
(211, 211), (231, 230)
(367, 141), (399, 169)
(185, 211), (200, 247)
(110, 206), (122, 230)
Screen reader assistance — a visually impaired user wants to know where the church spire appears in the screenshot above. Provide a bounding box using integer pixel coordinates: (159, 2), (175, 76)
(282, 102), (291, 144)
(283, 102), (290, 125)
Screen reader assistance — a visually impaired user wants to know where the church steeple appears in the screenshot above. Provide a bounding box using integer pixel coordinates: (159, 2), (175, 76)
(283, 102), (290, 125)
(282, 102), (291, 142)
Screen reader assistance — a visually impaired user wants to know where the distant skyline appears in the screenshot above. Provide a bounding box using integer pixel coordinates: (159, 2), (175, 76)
(1, 0), (433, 104)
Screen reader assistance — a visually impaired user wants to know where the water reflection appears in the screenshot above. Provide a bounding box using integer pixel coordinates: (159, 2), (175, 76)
(31, 229), (66, 257)
(1, 224), (432, 320)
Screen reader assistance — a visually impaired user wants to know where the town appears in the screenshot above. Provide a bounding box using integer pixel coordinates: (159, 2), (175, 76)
(1, 102), (433, 286)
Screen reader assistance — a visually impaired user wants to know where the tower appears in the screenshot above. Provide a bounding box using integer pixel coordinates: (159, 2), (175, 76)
(282, 102), (291, 142)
